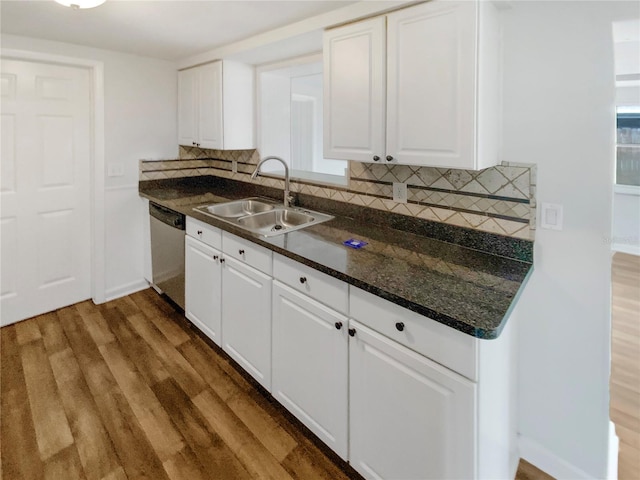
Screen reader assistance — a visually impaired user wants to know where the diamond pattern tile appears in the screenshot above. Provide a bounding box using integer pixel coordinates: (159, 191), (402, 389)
(460, 180), (490, 195)
(442, 169), (474, 189)
(143, 154), (535, 240)
(476, 169), (509, 194)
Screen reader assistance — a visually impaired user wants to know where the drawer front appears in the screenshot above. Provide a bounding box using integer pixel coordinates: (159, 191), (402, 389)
(186, 217), (221, 249)
(350, 287), (477, 381)
(273, 253), (348, 315)
(222, 231), (272, 275)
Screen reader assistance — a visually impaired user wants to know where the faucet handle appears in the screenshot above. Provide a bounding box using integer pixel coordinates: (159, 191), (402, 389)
(286, 194), (296, 207)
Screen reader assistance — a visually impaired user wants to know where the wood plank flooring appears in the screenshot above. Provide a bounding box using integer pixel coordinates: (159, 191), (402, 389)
(611, 252), (640, 480)
(1, 289), (360, 480)
(2, 288), (553, 480)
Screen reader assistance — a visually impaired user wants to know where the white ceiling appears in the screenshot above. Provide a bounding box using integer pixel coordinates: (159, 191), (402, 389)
(0, 0), (356, 61)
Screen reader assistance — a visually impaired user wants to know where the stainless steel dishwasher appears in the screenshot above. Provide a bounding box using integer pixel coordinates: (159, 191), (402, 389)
(149, 202), (185, 309)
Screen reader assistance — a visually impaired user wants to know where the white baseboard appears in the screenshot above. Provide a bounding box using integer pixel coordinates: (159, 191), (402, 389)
(519, 435), (592, 479)
(612, 243), (640, 256)
(608, 421), (619, 480)
(102, 279), (150, 303)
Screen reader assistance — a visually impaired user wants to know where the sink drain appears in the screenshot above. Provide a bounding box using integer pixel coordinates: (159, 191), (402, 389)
(272, 224), (284, 231)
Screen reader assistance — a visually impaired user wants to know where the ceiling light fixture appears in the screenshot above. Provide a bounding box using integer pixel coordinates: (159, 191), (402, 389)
(54, 0), (106, 9)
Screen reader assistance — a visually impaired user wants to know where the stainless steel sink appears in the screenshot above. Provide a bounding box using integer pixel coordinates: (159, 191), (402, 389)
(198, 198), (275, 218)
(193, 197), (333, 237)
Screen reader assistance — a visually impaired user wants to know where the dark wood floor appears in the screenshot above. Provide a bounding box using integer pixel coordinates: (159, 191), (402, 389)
(611, 252), (640, 480)
(1, 288), (553, 480)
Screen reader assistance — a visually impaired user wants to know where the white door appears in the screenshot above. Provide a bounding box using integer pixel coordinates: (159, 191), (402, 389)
(221, 256), (272, 390)
(349, 320), (476, 480)
(185, 235), (222, 345)
(272, 281), (348, 458)
(386, 1), (477, 168)
(1, 58), (92, 326)
(323, 16), (386, 162)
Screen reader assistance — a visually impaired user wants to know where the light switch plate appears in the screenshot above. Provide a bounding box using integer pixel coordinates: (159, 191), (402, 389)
(393, 182), (407, 203)
(540, 203), (563, 230)
(107, 162), (124, 177)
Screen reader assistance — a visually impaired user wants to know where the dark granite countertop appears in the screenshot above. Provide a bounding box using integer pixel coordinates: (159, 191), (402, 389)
(140, 176), (533, 339)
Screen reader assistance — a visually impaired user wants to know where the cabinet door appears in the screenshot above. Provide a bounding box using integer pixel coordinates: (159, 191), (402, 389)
(222, 256), (272, 390)
(178, 68), (198, 147)
(349, 320), (476, 480)
(386, 1), (477, 168)
(323, 16), (386, 163)
(185, 236), (222, 345)
(272, 282), (348, 458)
(198, 61), (224, 150)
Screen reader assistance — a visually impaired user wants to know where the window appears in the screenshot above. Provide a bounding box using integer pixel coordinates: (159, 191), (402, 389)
(257, 54), (348, 186)
(616, 106), (640, 186)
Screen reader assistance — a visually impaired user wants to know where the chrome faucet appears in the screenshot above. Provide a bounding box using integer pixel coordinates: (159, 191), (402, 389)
(250, 156), (294, 207)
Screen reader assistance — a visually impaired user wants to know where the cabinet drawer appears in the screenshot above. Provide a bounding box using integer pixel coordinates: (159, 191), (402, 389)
(222, 231), (272, 275)
(186, 217), (221, 249)
(273, 253), (348, 315)
(350, 287), (477, 381)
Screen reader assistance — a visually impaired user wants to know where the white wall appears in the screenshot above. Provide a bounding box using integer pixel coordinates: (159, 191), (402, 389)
(259, 71), (292, 167)
(1, 34), (178, 300)
(501, 2), (639, 478)
(613, 86), (640, 255)
(613, 188), (640, 255)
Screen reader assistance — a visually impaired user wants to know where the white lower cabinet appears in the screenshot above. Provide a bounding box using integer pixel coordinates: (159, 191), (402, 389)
(185, 235), (222, 345)
(221, 255), (272, 390)
(349, 320), (476, 480)
(272, 281), (348, 458)
(184, 217), (516, 479)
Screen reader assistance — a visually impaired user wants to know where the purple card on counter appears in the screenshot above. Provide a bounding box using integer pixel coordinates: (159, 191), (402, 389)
(343, 238), (368, 249)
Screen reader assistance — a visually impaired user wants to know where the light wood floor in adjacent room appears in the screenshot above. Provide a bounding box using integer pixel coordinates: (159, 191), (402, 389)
(611, 252), (640, 480)
(1, 288), (553, 480)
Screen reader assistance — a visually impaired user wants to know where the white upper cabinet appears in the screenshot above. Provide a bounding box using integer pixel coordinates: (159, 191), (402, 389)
(178, 67), (198, 147)
(324, 0), (501, 170)
(178, 60), (255, 150)
(197, 61), (224, 149)
(323, 16), (386, 163)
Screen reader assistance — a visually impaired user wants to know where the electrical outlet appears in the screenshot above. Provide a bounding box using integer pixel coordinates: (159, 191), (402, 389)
(393, 182), (407, 203)
(232, 160), (238, 174)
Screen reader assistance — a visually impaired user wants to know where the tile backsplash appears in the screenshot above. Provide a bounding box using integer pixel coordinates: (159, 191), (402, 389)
(140, 146), (536, 240)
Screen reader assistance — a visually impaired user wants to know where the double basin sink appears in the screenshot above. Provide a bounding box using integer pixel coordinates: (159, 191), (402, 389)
(193, 197), (334, 237)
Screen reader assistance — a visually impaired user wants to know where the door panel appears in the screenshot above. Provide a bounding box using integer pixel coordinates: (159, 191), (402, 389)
(349, 320), (476, 480)
(1, 114), (16, 193)
(222, 256), (272, 389)
(177, 68), (197, 147)
(0, 217), (18, 300)
(323, 16), (386, 162)
(0, 59), (91, 325)
(38, 115), (75, 188)
(38, 209), (75, 287)
(272, 282), (348, 458)
(198, 62), (223, 149)
(185, 236), (222, 345)
(386, 1), (476, 167)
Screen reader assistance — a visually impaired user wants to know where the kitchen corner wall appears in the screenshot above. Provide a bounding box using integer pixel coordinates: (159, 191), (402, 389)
(140, 146), (537, 241)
